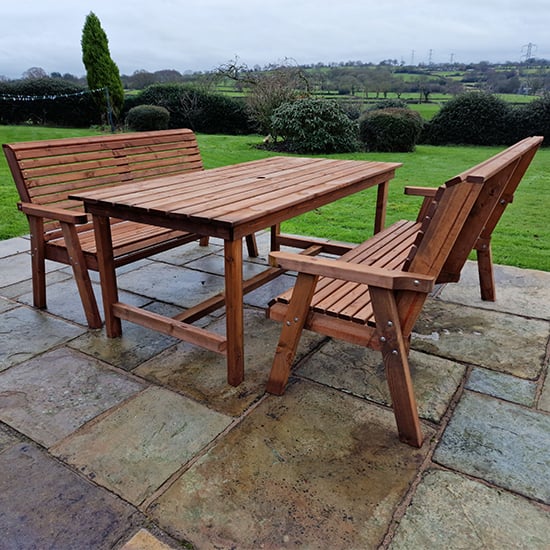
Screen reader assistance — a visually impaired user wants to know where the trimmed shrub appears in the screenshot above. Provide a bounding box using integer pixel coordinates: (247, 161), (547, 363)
(270, 98), (359, 154)
(125, 104), (170, 131)
(359, 108), (423, 152)
(518, 94), (550, 145)
(131, 84), (252, 134)
(367, 98), (408, 111)
(0, 78), (99, 127)
(423, 92), (511, 145)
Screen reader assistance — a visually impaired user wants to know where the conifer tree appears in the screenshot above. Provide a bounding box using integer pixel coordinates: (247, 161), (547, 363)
(81, 12), (124, 126)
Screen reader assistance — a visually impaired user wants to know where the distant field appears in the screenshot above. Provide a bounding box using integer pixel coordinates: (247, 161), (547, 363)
(2, 126), (547, 271)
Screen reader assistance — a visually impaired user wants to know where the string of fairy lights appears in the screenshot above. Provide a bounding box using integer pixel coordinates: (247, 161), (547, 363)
(0, 87), (106, 102)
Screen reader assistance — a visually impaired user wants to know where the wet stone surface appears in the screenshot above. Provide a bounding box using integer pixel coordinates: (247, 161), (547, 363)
(438, 261), (550, 320)
(134, 307), (324, 417)
(0, 347), (145, 447)
(297, 342), (466, 423)
(434, 391), (550, 504)
(149, 381), (435, 549)
(466, 366), (537, 406)
(0, 442), (141, 549)
(412, 299), (548, 379)
(51, 386), (232, 506)
(0, 306), (85, 372)
(390, 469), (550, 549)
(116, 261), (226, 309)
(68, 302), (182, 371)
(17, 277), (151, 327)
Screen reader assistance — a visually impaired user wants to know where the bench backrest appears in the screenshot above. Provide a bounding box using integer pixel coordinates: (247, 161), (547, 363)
(3, 129), (202, 235)
(438, 136), (543, 282)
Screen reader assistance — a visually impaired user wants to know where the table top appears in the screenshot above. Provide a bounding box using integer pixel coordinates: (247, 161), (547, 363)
(71, 156), (401, 240)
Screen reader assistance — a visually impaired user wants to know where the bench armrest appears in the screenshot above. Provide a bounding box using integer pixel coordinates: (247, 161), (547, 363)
(269, 251), (434, 292)
(18, 202), (89, 224)
(404, 186), (438, 197)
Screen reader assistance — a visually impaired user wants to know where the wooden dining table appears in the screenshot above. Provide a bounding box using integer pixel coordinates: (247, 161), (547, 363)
(71, 155), (401, 386)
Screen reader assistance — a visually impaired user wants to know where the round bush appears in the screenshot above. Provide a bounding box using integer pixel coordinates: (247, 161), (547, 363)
(423, 92), (511, 146)
(270, 98), (359, 154)
(359, 108), (423, 152)
(132, 84), (252, 134)
(125, 104), (170, 131)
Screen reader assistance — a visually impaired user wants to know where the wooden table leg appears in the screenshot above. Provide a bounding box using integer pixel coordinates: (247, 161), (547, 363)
(374, 180), (389, 234)
(224, 238), (244, 386)
(92, 214), (121, 337)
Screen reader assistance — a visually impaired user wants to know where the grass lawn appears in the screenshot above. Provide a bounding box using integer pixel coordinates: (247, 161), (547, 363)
(1, 126), (548, 271)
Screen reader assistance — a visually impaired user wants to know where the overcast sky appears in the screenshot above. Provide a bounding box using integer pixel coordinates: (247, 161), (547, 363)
(1, 0), (548, 79)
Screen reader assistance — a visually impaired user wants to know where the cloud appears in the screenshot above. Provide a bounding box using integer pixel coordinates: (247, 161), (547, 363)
(1, 1), (547, 79)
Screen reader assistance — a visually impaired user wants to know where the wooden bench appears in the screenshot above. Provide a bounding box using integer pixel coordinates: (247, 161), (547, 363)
(3, 129), (258, 328)
(266, 137), (542, 447)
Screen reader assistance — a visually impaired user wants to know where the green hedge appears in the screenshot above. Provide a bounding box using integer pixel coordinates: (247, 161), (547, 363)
(0, 78), (99, 127)
(129, 84), (253, 134)
(423, 92), (550, 146)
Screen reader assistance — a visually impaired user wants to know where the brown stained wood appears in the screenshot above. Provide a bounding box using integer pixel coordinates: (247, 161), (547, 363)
(266, 137), (543, 446)
(369, 286), (423, 447)
(92, 214), (121, 337)
(65, 154), (399, 389)
(3, 129), (209, 328)
(60, 221), (102, 329)
(266, 272), (319, 395)
(224, 238), (244, 386)
(112, 303), (227, 354)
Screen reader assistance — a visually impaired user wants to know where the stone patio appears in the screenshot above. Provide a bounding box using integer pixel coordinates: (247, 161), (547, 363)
(0, 232), (549, 549)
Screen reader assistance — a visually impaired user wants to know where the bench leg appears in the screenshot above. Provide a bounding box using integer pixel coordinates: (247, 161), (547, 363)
(199, 236), (209, 246)
(476, 244), (496, 301)
(60, 222), (102, 329)
(266, 272), (318, 395)
(93, 215), (122, 337)
(28, 217), (47, 309)
(245, 234), (259, 258)
(369, 287), (423, 448)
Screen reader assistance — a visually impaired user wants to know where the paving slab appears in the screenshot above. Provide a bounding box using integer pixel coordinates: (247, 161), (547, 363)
(0, 249), (61, 289)
(51, 386), (232, 506)
(244, 272), (297, 308)
(297, 342), (466, 423)
(390, 469), (550, 549)
(0, 267), (71, 300)
(0, 306), (85, 371)
(149, 381), (435, 549)
(0, 296), (18, 313)
(68, 302), (182, 371)
(540, 377), (550, 413)
(0, 422), (21, 452)
(185, 251), (268, 279)
(150, 240), (223, 265)
(434, 391), (550, 504)
(0, 347), (145, 447)
(116, 261), (227, 308)
(0, 442), (141, 550)
(17, 276), (152, 327)
(0, 236), (29, 258)
(412, 299), (548, 379)
(438, 261), (550, 320)
(466, 366), (537, 406)
(134, 307), (324, 416)
(121, 528), (177, 550)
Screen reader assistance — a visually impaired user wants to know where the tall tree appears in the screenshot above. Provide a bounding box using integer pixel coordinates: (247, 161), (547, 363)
(81, 12), (124, 126)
